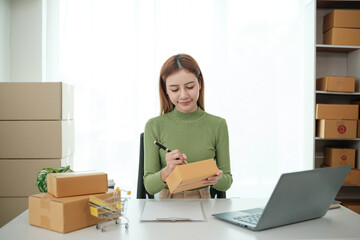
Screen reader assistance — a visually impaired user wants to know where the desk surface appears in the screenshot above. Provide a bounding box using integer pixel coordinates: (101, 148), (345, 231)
(1, 198), (360, 240)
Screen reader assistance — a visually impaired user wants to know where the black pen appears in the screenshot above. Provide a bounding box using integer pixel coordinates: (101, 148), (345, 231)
(154, 141), (188, 164)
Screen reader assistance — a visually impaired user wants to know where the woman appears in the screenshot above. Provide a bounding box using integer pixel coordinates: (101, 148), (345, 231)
(144, 54), (232, 199)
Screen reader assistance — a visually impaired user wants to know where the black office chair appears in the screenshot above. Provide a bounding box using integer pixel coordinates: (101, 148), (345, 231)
(137, 133), (154, 199)
(137, 133), (226, 199)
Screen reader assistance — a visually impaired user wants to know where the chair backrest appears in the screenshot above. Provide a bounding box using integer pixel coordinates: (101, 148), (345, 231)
(137, 133), (154, 199)
(137, 132), (226, 199)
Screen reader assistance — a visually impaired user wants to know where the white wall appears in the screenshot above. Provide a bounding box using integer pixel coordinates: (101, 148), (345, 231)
(10, 0), (43, 82)
(0, 0), (10, 82)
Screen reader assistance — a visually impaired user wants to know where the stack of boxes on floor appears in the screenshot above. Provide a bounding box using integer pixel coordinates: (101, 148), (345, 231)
(316, 76), (360, 213)
(0, 82), (74, 227)
(323, 9), (360, 46)
(28, 171), (110, 233)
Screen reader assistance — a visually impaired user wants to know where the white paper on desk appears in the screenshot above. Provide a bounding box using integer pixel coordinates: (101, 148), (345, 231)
(140, 201), (205, 221)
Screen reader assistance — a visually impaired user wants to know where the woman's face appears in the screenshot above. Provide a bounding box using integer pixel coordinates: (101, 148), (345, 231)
(165, 69), (201, 113)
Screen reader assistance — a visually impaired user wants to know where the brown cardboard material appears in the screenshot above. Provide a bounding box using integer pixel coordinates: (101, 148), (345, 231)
(343, 168), (360, 185)
(47, 172), (108, 198)
(341, 200), (360, 214)
(324, 147), (355, 168)
(0, 157), (73, 197)
(0, 120), (74, 158)
(317, 119), (357, 139)
(323, 28), (360, 46)
(316, 76), (355, 92)
(0, 82), (74, 120)
(166, 159), (219, 194)
(315, 104), (358, 120)
(0, 197), (28, 228)
(28, 191), (113, 233)
(323, 10), (360, 33)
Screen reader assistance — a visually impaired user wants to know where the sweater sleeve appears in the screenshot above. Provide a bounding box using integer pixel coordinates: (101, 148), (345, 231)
(212, 118), (233, 191)
(143, 119), (167, 195)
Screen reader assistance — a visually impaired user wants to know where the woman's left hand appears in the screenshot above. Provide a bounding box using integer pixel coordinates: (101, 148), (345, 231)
(202, 170), (223, 186)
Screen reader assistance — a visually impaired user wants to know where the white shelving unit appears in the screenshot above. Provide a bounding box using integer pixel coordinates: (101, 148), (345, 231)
(315, 1), (360, 202)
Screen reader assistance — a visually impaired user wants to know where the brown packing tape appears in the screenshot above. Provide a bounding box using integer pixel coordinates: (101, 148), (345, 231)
(41, 216), (50, 229)
(40, 198), (50, 210)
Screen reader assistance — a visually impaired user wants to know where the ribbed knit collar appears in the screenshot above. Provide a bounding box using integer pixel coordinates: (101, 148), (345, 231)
(168, 107), (206, 122)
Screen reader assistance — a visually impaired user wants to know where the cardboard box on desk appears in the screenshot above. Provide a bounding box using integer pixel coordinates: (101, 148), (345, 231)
(315, 104), (358, 120)
(316, 76), (355, 93)
(0, 120), (74, 158)
(317, 119), (357, 139)
(323, 10), (360, 33)
(0, 82), (73, 120)
(29, 191), (113, 233)
(166, 159), (219, 194)
(324, 147), (355, 168)
(0, 156), (73, 197)
(47, 171), (108, 198)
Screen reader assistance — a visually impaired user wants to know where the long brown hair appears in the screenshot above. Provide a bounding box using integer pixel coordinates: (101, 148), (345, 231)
(159, 54), (205, 115)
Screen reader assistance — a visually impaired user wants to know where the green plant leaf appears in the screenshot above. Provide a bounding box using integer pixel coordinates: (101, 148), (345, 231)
(36, 166), (73, 193)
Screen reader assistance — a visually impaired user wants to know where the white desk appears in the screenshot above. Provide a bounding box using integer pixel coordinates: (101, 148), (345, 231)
(1, 198), (360, 240)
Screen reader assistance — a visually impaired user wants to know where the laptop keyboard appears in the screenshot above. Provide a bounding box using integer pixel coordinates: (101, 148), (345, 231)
(233, 213), (262, 225)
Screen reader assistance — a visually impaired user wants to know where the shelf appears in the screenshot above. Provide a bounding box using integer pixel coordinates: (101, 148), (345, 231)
(317, 0), (360, 9)
(316, 91), (360, 96)
(315, 137), (360, 141)
(316, 44), (360, 53)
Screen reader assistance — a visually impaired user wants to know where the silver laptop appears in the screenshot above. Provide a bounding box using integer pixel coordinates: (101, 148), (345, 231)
(212, 165), (351, 231)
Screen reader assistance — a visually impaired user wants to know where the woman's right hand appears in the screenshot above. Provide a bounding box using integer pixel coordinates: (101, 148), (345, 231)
(160, 149), (187, 182)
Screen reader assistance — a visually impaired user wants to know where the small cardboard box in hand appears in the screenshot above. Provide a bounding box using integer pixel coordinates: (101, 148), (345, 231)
(166, 159), (219, 194)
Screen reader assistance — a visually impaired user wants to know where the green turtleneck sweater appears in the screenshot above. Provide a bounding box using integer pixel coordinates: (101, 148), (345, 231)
(143, 107), (232, 195)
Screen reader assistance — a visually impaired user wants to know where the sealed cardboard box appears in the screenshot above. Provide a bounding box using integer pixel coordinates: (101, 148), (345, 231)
(0, 197), (28, 228)
(315, 104), (358, 120)
(323, 10), (360, 33)
(29, 191), (113, 233)
(323, 28), (360, 46)
(0, 157), (73, 197)
(316, 76), (355, 92)
(324, 147), (355, 168)
(317, 119), (357, 139)
(0, 82), (73, 120)
(47, 171), (108, 198)
(0, 120), (74, 158)
(166, 159), (219, 194)
(343, 168), (360, 185)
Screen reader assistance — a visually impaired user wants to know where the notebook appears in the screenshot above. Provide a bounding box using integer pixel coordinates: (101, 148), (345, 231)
(212, 165), (351, 231)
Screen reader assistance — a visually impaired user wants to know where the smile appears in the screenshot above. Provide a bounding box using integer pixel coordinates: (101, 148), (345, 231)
(179, 100), (192, 106)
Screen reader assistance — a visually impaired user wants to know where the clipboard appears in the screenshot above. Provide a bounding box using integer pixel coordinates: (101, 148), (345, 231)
(140, 201), (205, 222)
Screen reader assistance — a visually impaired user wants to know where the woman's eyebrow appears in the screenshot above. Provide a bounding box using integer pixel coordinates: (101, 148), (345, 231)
(168, 81), (195, 87)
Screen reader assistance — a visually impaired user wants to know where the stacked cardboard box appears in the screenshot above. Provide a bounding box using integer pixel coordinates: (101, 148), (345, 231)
(0, 82), (74, 227)
(316, 104), (358, 139)
(323, 9), (360, 46)
(29, 172), (109, 233)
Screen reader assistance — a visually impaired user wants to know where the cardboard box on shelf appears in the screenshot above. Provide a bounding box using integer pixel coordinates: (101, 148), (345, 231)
(317, 119), (357, 139)
(29, 191), (113, 233)
(166, 159), (219, 194)
(343, 168), (360, 185)
(0, 157), (73, 197)
(47, 172), (108, 198)
(324, 147), (355, 168)
(316, 76), (355, 92)
(323, 28), (360, 46)
(341, 200), (360, 214)
(323, 9), (360, 33)
(315, 104), (358, 120)
(0, 197), (28, 228)
(0, 120), (74, 158)
(0, 82), (73, 120)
